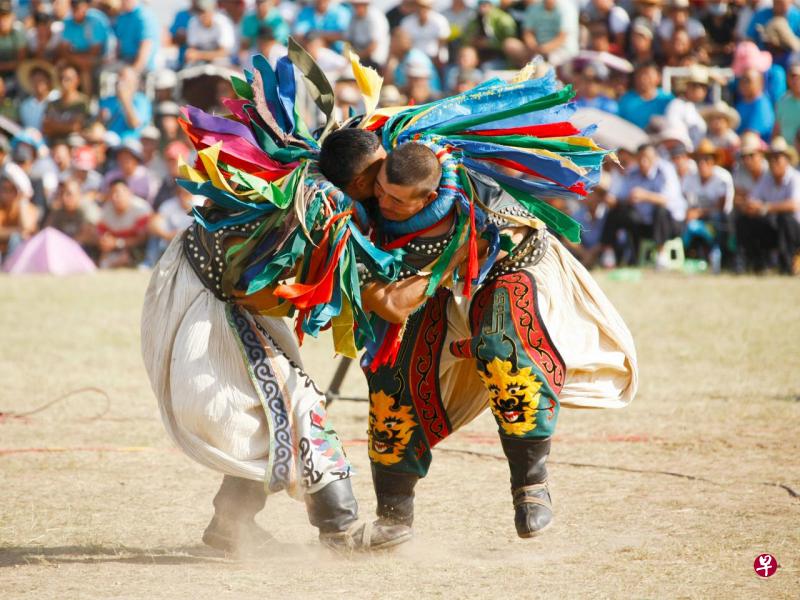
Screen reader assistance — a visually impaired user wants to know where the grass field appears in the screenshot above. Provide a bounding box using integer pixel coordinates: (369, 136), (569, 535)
(1, 270), (798, 599)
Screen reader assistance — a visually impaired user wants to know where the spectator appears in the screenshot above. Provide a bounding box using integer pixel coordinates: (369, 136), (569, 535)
(732, 40), (786, 105)
(186, 0), (237, 66)
(153, 140), (191, 211)
(664, 64), (710, 148)
(293, 0), (351, 52)
(242, 0), (289, 56)
(442, 0), (475, 43)
(102, 139), (159, 205)
(17, 59), (57, 131)
(733, 131), (768, 210)
(144, 185), (197, 267)
(586, 0), (630, 50)
(701, 0), (737, 66)
(667, 141), (695, 197)
(445, 45), (482, 94)
(584, 20), (618, 55)
(700, 101), (741, 169)
(567, 169), (611, 268)
(462, 0), (517, 65)
(243, 25), (288, 71)
(0, 1), (26, 78)
(735, 68), (775, 141)
(153, 70), (178, 103)
(573, 61), (619, 114)
(510, 0), (571, 68)
(113, 0), (161, 73)
(775, 60), (800, 146)
(0, 76), (17, 121)
(387, 0), (414, 31)
(219, 0), (248, 52)
(738, 136), (800, 273)
(26, 6), (62, 62)
(11, 129), (58, 210)
(59, 0), (112, 95)
(42, 64), (92, 144)
(400, 0), (450, 66)
(682, 138), (735, 265)
(61, 145), (102, 204)
(83, 121), (114, 175)
(304, 33), (348, 79)
(405, 61), (438, 104)
(155, 101), (185, 152)
(627, 16), (657, 64)
(0, 166), (38, 261)
(618, 61), (674, 130)
(44, 178), (96, 250)
(99, 66), (153, 140)
(97, 177), (151, 268)
(662, 26), (693, 67)
(347, 0), (390, 69)
(657, 0), (705, 45)
(385, 27), (443, 94)
(140, 125), (166, 180)
(601, 142), (686, 267)
(170, 1), (200, 69)
(746, 0), (800, 53)
(50, 140), (72, 175)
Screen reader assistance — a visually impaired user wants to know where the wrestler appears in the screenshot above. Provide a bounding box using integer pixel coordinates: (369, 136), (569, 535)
(319, 132), (639, 539)
(140, 217), (417, 554)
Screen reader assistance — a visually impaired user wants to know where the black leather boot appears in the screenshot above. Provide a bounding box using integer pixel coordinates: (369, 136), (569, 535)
(499, 435), (554, 538)
(372, 465), (418, 527)
(306, 478), (412, 551)
(202, 475), (274, 555)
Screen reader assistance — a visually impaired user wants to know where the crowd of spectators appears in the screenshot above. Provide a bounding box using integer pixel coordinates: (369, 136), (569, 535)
(0, 0), (799, 274)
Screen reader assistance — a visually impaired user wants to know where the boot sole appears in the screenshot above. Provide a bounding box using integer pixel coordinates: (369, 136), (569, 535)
(517, 517), (554, 539)
(369, 529), (414, 551)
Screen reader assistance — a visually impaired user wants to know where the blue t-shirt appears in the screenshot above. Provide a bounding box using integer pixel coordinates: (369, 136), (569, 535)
(618, 89), (674, 129)
(113, 5), (160, 72)
(394, 49), (442, 93)
(575, 95), (619, 115)
(731, 65), (787, 107)
(99, 93), (153, 140)
(241, 10), (290, 46)
(747, 6), (800, 48)
(736, 95), (776, 140)
(293, 4), (351, 51)
(169, 8), (194, 68)
(62, 9), (112, 54)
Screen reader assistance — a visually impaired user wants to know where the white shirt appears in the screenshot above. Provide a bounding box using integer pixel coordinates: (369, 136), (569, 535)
(665, 99), (708, 149)
(157, 197), (195, 233)
(683, 166), (735, 214)
(187, 12), (236, 53)
(400, 12), (450, 61)
(348, 8), (391, 65)
(657, 16), (705, 41)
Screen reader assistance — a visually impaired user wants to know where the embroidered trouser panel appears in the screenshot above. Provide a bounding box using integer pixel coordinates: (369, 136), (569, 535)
(227, 304), (352, 497)
(364, 271), (565, 478)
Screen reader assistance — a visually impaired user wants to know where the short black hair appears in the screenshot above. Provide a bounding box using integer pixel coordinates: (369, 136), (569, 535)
(108, 177), (129, 188)
(385, 143), (441, 196)
(319, 128), (381, 190)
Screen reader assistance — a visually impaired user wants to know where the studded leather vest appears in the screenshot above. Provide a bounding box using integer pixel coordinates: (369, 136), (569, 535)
(183, 219), (261, 302)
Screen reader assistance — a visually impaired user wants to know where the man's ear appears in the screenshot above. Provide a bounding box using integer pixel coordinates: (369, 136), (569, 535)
(425, 190), (438, 205)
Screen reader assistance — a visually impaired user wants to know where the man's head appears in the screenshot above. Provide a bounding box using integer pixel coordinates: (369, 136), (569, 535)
(738, 68), (764, 101)
(58, 179), (82, 212)
(108, 178), (132, 213)
(374, 143), (440, 221)
(319, 128), (385, 201)
(767, 138), (796, 179)
(71, 0), (91, 21)
(633, 61), (659, 96)
(636, 142), (658, 175)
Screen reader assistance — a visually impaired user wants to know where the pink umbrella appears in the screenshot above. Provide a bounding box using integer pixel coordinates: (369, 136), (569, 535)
(3, 227), (96, 275)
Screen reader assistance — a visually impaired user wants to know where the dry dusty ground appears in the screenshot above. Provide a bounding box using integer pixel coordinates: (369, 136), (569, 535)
(0, 270), (798, 599)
